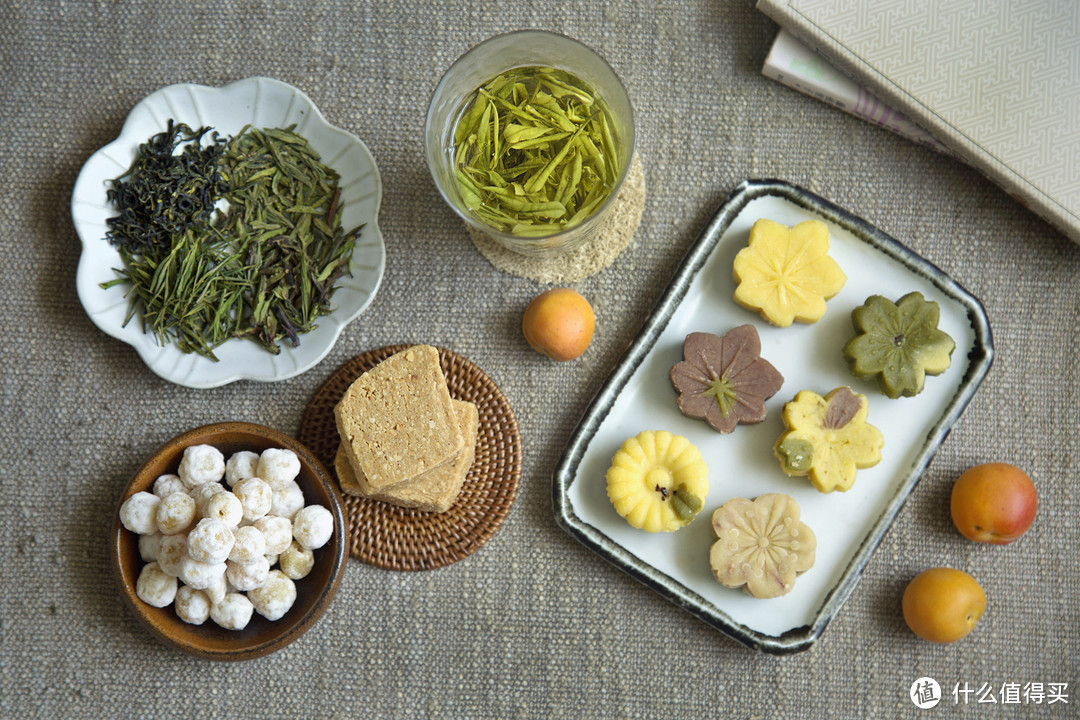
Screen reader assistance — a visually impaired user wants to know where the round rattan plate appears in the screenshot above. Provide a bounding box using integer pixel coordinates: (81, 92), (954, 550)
(298, 345), (522, 571)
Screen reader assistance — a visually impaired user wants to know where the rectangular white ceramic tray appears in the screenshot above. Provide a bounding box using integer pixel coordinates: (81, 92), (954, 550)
(554, 179), (993, 653)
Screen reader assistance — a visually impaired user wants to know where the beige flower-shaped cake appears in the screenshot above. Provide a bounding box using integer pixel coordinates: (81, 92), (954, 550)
(709, 493), (817, 599)
(732, 218), (846, 327)
(774, 387), (884, 493)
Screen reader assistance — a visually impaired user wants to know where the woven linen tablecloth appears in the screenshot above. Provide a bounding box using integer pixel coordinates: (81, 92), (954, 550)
(2, 1), (1077, 718)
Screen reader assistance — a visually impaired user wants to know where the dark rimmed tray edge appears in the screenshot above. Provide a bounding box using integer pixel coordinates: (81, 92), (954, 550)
(552, 178), (994, 654)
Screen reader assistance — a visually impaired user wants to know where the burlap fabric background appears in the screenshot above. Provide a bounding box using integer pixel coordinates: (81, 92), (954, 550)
(3, 2), (1077, 718)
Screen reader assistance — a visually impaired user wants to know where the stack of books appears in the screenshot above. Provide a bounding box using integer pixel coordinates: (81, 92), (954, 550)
(757, 0), (1080, 244)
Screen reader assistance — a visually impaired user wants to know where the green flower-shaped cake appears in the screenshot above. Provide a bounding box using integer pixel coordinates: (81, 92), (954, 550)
(843, 292), (956, 398)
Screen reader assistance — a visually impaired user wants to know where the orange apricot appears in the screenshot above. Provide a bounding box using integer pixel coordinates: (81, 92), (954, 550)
(902, 567), (986, 643)
(950, 462), (1037, 544)
(522, 288), (595, 361)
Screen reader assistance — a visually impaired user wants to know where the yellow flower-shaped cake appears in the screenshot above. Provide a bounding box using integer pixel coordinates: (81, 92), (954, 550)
(732, 218), (846, 327)
(709, 493), (817, 599)
(774, 387), (884, 493)
(606, 430), (709, 533)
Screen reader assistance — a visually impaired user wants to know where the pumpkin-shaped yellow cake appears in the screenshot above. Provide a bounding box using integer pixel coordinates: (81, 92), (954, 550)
(606, 430), (709, 533)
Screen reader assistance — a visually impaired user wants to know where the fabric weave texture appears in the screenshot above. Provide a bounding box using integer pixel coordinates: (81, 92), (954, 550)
(1, 1), (1076, 718)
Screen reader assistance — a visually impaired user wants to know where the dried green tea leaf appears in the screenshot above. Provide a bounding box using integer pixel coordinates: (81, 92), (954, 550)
(100, 121), (363, 359)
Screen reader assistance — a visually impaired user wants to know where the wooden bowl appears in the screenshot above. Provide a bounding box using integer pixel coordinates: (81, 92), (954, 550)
(112, 422), (347, 661)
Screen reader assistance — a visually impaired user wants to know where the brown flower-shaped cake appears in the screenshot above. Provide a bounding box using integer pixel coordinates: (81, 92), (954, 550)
(669, 325), (784, 433)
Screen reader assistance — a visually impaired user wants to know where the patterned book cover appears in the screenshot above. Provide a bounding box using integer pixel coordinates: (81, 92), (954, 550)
(756, 0), (1080, 244)
(762, 30), (957, 158)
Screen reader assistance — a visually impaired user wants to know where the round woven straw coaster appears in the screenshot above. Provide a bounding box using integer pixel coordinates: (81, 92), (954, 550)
(297, 345), (523, 571)
(468, 153), (646, 284)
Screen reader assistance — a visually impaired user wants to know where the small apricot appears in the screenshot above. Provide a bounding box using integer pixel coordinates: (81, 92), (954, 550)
(522, 288), (595, 361)
(902, 567), (986, 643)
(950, 462), (1037, 544)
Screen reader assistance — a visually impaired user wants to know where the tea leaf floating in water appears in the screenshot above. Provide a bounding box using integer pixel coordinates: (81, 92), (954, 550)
(101, 122), (362, 360)
(451, 66), (622, 237)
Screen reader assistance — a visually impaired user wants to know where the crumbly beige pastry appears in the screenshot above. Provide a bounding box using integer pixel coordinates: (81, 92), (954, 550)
(336, 400), (478, 513)
(334, 345), (464, 491)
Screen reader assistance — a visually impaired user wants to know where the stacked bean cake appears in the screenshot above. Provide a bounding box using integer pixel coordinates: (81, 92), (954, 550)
(333, 345), (477, 513)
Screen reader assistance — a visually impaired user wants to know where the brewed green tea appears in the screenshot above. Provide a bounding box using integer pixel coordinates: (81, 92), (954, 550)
(449, 66), (622, 237)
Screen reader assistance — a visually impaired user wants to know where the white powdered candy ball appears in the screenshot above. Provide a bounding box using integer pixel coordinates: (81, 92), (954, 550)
(257, 448), (300, 489)
(226, 555), (270, 592)
(153, 474), (186, 499)
(210, 592), (254, 631)
(204, 571), (228, 605)
(293, 505), (333, 550)
(178, 555), (227, 590)
(264, 553), (279, 567)
(254, 515), (293, 556)
(174, 585), (211, 625)
(156, 533), (187, 577)
(119, 492), (160, 535)
(270, 480), (305, 520)
(279, 541), (314, 580)
(156, 492), (196, 535)
(204, 492), (243, 528)
(178, 444), (225, 487)
(249, 570), (297, 622)
(135, 562), (177, 608)
(229, 525), (266, 564)
(190, 482), (226, 515)
(224, 450), (260, 488)
(234, 477), (272, 522)
(187, 518), (235, 564)
(138, 533), (162, 563)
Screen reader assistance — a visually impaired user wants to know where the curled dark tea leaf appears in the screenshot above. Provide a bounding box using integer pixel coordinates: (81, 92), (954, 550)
(100, 120), (363, 360)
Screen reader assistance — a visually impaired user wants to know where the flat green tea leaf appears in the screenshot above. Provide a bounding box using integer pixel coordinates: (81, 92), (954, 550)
(100, 121), (362, 359)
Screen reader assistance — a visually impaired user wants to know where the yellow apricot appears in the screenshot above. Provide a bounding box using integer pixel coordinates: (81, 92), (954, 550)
(522, 288), (595, 361)
(902, 567), (986, 643)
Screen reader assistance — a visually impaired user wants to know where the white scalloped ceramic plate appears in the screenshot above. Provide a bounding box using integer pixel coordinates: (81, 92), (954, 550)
(72, 77), (384, 388)
(554, 180), (993, 653)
